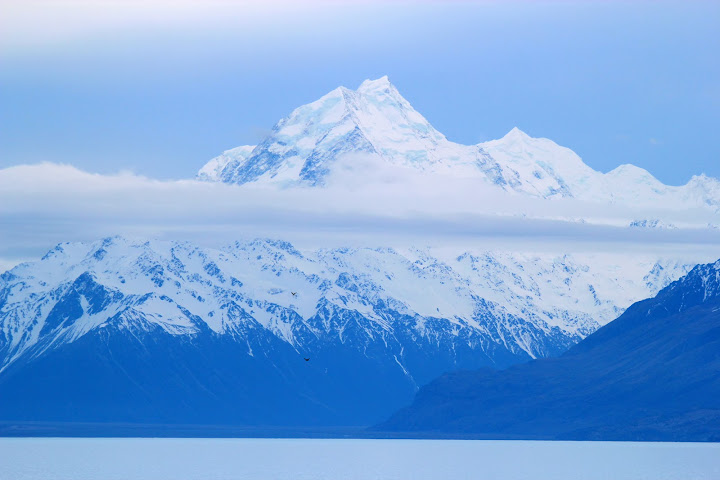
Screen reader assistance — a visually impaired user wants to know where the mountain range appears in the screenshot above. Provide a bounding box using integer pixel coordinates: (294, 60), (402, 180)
(0, 237), (693, 426)
(198, 76), (720, 216)
(378, 258), (720, 441)
(0, 77), (717, 431)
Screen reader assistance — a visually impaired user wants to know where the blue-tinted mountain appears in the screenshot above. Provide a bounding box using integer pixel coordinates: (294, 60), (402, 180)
(377, 259), (720, 441)
(0, 237), (689, 426)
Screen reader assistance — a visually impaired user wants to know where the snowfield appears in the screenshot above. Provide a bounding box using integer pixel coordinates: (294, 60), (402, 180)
(199, 76), (720, 216)
(0, 236), (698, 375)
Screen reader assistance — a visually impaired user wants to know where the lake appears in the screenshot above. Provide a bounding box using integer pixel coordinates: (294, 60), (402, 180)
(1, 438), (718, 480)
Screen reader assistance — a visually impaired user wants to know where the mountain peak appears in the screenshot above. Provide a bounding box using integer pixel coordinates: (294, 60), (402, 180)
(357, 75), (393, 92)
(197, 145), (255, 182)
(688, 173), (720, 188)
(201, 75), (448, 186)
(607, 164), (658, 182)
(195, 79), (720, 212)
(501, 126), (532, 142)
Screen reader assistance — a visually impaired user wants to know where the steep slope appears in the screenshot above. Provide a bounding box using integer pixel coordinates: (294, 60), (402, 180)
(0, 237), (692, 426)
(378, 259), (720, 441)
(205, 76), (490, 187)
(197, 145), (255, 182)
(197, 77), (720, 213)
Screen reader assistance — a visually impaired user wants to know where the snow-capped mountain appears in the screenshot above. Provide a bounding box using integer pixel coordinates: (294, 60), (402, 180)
(2, 78), (716, 427)
(198, 77), (720, 212)
(378, 257), (720, 441)
(197, 145), (255, 182)
(0, 236), (695, 425)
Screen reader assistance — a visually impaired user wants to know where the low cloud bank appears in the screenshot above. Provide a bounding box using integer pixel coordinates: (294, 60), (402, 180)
(1, 162), (719, 268)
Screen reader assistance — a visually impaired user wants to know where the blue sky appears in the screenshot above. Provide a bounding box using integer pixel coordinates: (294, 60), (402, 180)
(1, 0), (718, 185)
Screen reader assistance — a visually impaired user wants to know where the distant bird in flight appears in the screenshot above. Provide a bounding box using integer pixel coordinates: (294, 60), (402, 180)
(291, 292), (297, 297)
(304, 357), (310, 362)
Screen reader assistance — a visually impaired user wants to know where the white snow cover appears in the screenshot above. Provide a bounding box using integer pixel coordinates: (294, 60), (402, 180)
(0, 236), (701, 370)
(2, 78), (718, 376)
(198, 77), (720, 214)
(197, 145), (255, 182)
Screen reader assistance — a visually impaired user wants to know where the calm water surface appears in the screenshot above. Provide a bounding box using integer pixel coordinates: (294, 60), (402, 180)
(1, 438), (719, 480)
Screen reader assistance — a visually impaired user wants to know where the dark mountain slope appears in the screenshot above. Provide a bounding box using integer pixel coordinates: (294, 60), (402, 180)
(377, 259), (720, 441)
(0, 316), (423, 426)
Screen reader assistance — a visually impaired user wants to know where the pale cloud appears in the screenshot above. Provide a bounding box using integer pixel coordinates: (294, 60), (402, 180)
(0, 0), (529, 55)
(0, 0), (318, 53)
(1, 161), (719, 271)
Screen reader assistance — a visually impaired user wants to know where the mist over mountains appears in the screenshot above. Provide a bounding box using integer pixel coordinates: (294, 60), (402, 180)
(0, 77), (718, 430)
(2, 77), (719, 272)
(199, 76), (720, 216)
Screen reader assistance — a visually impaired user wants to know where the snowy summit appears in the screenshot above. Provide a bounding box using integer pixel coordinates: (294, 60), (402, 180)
(198, 77), (720, 212)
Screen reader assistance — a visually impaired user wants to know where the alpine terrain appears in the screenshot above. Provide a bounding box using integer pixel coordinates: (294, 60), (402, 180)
(198, 76), (720, 218)
(0, 237), (695, 426)
(378, 258), (720, 441)
(1, 76), (717, 429)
